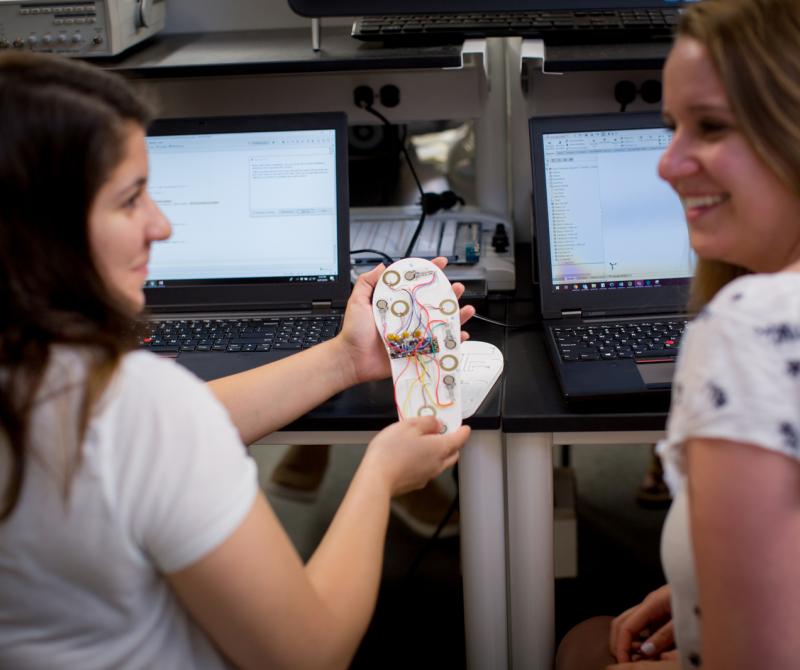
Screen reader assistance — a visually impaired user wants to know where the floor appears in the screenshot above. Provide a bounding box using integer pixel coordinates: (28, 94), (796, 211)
(250, 441), (669, 669)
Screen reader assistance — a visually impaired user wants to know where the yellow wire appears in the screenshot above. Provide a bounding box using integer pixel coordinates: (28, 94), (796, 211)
(417, 357), (436, 408)
(418, 353), (455, 409)
(401, 358), (421, 417)
(398, 348), (456, 418)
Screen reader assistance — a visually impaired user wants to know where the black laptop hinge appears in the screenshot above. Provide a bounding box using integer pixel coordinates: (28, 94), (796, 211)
(561, 310), (581, 319)
(311, 300), (332, 313)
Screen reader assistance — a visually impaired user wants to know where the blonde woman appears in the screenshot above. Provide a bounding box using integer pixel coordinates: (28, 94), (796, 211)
(557, 1), (800, 668)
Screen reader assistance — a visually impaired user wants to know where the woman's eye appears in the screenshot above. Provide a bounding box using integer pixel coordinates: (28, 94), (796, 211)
(123, 193), (141, 210)
(698, 119), (727, 136)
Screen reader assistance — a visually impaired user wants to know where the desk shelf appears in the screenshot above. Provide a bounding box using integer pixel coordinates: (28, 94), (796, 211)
(519, 37), (670, 81)
(102, 27), (491, 125)
(103, 27), (469, 78)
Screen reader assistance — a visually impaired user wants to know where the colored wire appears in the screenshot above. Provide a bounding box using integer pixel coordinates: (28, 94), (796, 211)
(384, 270), (463, 420)
(394, 356), (414, 419)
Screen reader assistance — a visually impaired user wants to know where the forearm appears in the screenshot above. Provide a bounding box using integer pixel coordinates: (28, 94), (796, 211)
(208, 337), (358, 444)
(689, 440), (800, 670)
(304, 456), (392, 665)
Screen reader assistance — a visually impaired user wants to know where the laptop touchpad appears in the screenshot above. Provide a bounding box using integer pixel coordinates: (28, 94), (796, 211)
(636, 361), (676, 387)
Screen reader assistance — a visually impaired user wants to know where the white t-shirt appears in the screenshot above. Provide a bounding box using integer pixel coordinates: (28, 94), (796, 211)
(0, 349), (258, 669)
(658, 273), (800, 669)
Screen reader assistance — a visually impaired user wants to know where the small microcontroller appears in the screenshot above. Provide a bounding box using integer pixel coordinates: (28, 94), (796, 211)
(386, 333), (440, 359)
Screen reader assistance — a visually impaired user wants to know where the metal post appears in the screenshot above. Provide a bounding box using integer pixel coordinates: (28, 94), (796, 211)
(312, 17), (321, 52)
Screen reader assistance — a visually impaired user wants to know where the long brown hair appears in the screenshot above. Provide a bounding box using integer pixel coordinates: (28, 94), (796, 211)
(0, 53), (153, 521)
(675, 0), (800, 309)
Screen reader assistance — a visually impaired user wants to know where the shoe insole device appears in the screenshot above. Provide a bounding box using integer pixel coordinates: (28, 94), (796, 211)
(372, 258), (462, 434)
(459, 340), (503, 418)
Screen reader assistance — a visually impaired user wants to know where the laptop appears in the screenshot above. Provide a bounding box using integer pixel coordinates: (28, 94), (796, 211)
(141, 112), (351, 382)
(529, 111), (694, 400)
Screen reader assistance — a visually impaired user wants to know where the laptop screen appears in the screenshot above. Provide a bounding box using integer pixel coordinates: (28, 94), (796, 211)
(146, 127), (339, 287)
(542, 125), (692, 292)
(143, 112), (351, 313)
(530, 112), (693, 318)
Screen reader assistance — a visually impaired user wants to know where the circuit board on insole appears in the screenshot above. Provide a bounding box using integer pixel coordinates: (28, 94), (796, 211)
(372, 258), (462, 433)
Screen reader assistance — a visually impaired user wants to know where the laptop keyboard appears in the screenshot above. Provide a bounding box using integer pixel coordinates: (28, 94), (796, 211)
(552, 319), (687, 362)
(140, 315), (342, 354)
(352, 9), (679, 45)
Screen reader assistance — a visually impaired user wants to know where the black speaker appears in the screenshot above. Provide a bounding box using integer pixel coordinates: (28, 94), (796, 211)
(348, 124), (403, 207)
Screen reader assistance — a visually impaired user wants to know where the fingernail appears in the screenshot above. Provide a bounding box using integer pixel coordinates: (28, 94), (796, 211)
(640, 642), (655, 656)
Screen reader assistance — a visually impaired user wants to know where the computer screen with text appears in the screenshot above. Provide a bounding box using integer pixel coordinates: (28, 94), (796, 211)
(146, 128), (339, 283)
(542, 126), (694, 293)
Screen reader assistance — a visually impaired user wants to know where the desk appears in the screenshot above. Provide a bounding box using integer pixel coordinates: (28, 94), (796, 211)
(502, 294), (671, 669)
(254, 306), (508, 670)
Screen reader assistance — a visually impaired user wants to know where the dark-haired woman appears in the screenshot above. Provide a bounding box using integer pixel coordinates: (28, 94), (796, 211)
(0, 52), (472, 669)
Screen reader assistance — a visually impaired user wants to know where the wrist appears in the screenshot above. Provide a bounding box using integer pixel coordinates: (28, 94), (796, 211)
(359, 444), (395, 499)
(327, 334), (361, 390)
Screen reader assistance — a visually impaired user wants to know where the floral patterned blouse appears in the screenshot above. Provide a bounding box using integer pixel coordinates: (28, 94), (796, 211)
(658, 272), (800, 669)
